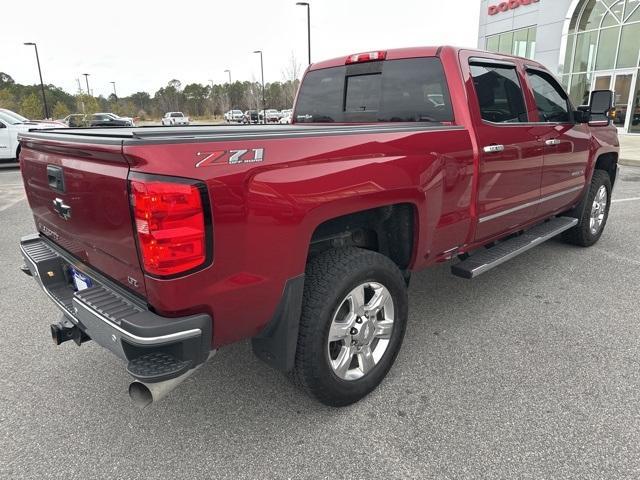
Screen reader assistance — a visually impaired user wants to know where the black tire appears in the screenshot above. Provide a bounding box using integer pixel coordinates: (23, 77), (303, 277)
(291, 247), (408, 407)
(562, 169), (612, 247)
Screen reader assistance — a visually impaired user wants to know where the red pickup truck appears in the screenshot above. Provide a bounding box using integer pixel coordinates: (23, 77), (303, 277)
(18, 47), (619, 408)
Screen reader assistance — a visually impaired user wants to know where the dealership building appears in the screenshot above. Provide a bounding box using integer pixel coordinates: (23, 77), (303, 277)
(478, 0), (640, 134)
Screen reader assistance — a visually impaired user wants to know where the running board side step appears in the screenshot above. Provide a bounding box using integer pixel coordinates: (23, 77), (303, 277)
(451, 217), (578, 279)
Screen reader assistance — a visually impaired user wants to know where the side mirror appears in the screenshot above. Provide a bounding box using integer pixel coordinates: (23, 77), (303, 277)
(589, 89), (614, 125)
(575, 105), (591, 123)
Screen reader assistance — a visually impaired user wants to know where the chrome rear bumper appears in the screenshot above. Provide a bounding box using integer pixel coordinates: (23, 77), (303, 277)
(20, 234), (212, 381)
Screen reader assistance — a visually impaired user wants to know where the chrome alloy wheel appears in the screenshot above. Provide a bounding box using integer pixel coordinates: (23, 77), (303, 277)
(327, 282), (395, 381)
(590, 185), (608, 235)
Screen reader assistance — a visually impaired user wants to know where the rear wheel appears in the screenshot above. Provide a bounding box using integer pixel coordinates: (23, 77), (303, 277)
(291, 248), (408, 407)
(562, 169), (612, 247)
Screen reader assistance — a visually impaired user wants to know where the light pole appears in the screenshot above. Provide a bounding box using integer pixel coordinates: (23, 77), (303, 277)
(82, 73), (91, 97)
(296, 2), (311, 65)
(208, 80), (215, 119)
(110, 81), (117, 100)
(23, 42), (49, 119)
(223, 71), (232, 115)
(253, 51), (265, 124)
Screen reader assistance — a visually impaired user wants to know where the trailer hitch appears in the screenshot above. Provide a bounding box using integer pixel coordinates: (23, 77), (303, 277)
(50, 317), (91, 346)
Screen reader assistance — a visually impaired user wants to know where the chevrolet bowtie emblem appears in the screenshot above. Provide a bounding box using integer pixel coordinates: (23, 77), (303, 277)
(52, 198), (72, 220)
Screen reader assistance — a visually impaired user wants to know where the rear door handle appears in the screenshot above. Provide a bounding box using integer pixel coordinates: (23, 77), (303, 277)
(545, 139), (561, 146)
(483, 144), (505, 153)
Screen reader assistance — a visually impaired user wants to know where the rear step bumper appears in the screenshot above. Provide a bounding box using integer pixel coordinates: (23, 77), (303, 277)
(20, 234), (212, 383)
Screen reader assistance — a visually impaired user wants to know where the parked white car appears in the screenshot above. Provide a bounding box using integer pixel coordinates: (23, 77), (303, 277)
(0, 108), (66, 128)
(0, 109), (66, 161)
(259, 109), (281, 123)
(279, 109), (293, 124)
(224, 110), (244, 123)
(162, 112), (190, 126)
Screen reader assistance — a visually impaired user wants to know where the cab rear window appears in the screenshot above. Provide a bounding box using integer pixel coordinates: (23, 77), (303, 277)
(295, 57), (454, 124)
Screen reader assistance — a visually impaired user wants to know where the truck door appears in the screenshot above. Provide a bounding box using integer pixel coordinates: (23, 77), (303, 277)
(523, 68), (590, 216)
(467, 59), (544, 242)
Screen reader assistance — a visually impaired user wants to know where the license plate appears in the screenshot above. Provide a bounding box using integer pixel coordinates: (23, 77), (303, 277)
(70, 267), (93, 291)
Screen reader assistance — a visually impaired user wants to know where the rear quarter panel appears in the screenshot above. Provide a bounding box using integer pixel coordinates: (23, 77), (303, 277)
(124, 127), (474, 346)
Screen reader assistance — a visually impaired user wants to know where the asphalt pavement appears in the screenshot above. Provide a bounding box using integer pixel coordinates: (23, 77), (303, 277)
(1, 164), (639, 480)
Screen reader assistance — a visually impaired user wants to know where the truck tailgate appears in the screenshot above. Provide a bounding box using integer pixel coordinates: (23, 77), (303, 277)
(19, 135), (147, 297)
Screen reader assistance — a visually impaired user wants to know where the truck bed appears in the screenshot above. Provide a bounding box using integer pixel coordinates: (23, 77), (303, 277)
(19, 118), (474, 345)
(22, 123), (461, 145)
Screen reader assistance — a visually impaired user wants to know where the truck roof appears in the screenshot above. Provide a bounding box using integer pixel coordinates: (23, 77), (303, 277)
(308, 45), (548, 71)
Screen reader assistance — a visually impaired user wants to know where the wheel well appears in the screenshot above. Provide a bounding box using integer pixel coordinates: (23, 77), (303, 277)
(308, 204), (415, 270)
(595, 152), (618, 186)
(15, 144), (21, 160)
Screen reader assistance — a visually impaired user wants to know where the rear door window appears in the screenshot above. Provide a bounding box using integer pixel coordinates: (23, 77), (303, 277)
(470, 63), (528, 123)
(295, 57), (454, 124)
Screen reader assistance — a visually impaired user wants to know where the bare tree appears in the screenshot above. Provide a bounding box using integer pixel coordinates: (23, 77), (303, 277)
(282, 51), (302, 108)
(243, 76), (262, 112)
(283, 51), (303, 82)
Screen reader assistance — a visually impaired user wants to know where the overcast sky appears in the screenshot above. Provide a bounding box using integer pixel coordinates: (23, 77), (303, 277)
(3, 0), (481, 98)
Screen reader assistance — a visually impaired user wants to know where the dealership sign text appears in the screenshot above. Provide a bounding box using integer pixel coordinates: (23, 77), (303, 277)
(488, 0), (539, 15)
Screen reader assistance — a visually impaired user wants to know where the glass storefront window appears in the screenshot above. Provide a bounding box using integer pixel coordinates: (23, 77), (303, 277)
(602, 1), (625, 27)
(577, 1), (609, 31)
(562, 35), (576, 75)
(570, 73), (593, 106)
(594, 75), (612, 90)
(498, 32), (514, 54)
(617, 22), (640, 67)
(526, 27), (537, 59)
(613, 73), (633, 126)
(486, 35), (499, 53)
(485, 27), (537, 60)
(573, 30), (598, 72)
(630, 69), (640, 133)
(627, 2), (640, 22)
(595, 27), (621, 70)
(513, 29), (529, 57)
(557, 0), (640, 132)
(602, 11), (619, 27)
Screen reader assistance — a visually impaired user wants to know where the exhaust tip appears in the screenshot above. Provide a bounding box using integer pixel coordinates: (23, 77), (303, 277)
(128, 381), (153, 409)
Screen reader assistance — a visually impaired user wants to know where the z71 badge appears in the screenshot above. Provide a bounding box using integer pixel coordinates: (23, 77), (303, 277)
(196, 148), (264, 167)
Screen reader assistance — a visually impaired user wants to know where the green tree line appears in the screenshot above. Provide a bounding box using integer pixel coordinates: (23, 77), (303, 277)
(0, 71), (300, 120)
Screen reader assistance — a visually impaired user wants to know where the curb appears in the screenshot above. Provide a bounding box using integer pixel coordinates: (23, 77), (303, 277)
(619, 158), (640, 167)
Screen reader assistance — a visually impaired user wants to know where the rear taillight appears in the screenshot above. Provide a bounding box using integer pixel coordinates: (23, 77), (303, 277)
(345, 50), (387, 64)
(129, 176), (210, 277)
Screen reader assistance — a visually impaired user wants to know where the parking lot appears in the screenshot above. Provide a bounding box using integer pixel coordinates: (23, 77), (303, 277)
(0, 163), (639, 479)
